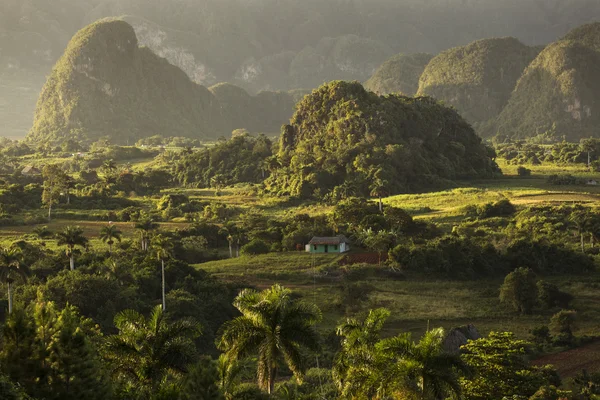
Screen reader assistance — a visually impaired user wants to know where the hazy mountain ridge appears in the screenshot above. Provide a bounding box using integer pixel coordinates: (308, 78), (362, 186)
(493, 22), (600, 140)
(27, 20), (299, 145)
(364, 53), (433, 96)
(4, 0), (600, 138)
(415, 37), (541, 133)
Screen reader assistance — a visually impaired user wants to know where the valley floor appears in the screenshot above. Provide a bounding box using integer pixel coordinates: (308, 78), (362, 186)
(1, 156), (600, 380)
(196, 252), (600, 339)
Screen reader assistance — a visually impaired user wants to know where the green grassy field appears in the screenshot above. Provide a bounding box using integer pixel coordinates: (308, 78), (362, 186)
(195, 252), (600, 339)
(2, 157), (600, 339)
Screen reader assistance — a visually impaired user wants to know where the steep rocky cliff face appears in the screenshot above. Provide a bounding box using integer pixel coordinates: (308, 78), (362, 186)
(416, 37), (540, 133)
(0, 0), (95, 138)
(493, 23), (600, 140)
(123, 16), (218, 86)
(364, 53), (433, 96)
(27, 20), (299, 144)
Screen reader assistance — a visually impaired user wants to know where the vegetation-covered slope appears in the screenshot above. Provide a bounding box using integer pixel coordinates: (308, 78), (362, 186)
(494, 23), (600, 140)
(417, 37), (540, 132)
(26, 20), (300, 145)
(5, 0), (600, 139)
(266, 81), (499, 198)
(364, 53), (433, 96)
(27, 19), (223, 144)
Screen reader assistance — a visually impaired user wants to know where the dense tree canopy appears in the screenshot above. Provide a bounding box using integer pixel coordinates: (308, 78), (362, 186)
(266, 81), (499, 198)
(171, 134), (273, 188)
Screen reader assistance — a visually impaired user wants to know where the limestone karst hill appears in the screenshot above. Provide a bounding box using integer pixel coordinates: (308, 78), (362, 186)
(27, 19), (297, 144)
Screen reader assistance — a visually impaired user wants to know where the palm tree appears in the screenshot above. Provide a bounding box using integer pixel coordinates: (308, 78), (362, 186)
(334, 309), (468, 400)
(333, 308), (391, 398)
(379, 328), (469, 400)
(151, 234), (173, 311)
(99, 224), (122, 254)
(588, 213), (600, 248)
(0, 247), (29, 314)
(135, 219), (158, 251)
(105, 305), (201, 394)
(226, 234), (234, 258)
(56, 226), (88, 271)
(220, 225), (241, 258)
(217, 284), (321, 394)
(570, 209), (589, 252)
(217, 354), (250, 399)
(101, 159), (117, 175)
(369, 168), (389, 213)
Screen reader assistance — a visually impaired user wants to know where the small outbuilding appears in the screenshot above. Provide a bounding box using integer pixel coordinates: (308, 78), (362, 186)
(306, 236), (351, 254)
(21, 165), (41, 176)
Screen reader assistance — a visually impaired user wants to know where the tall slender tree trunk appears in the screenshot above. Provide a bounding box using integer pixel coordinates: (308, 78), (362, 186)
(7, 282), (12, 314)
(228, 242), (233, 258)
(161, 259), (166, 311)
(378, 196), (383, 213)
(581, 233), (585, 252)
(48, 203), (52, 220)
(588, 151), (591, 167)
(69, 255), (75, 271)
(421, 375), (428, 400)
(268, 367), (277, 394)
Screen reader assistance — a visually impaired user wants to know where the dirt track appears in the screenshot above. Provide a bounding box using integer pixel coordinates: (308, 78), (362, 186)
(532, 341), (600, 378)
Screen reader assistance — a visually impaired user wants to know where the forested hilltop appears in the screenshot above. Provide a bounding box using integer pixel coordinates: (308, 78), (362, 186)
(370, 21), (600, 141)
(265, 81), (499, 198)
(416, 38), (541, 133)
(4, 0), (600, 138)
(493, 22), (600, 141)
(26, 19), (300, 145)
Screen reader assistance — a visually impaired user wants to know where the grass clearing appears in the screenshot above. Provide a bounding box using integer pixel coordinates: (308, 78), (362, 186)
(195, 253), (600, 339)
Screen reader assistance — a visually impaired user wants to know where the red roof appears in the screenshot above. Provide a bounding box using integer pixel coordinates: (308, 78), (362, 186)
(308, 236), (350, 245)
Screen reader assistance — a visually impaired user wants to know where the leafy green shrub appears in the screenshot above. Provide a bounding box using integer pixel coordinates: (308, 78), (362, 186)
(389, 236), (504, 278)
(517, 166), (532, 176)
(336, 282), (374, 312)
(505, 239), (595, 274)
(240, 239), (270, 256)
(529, 325), (552, 346)
(230, 384), (270, 400)
(550, 310), (578, 345)
(499, 267), (538, 314)
(537, 280), (573, 309)
(171, 134), (272, 188)
(157, 194), (189, 211)
(476, 199), (516, 219)
(547, 174), (583, 185)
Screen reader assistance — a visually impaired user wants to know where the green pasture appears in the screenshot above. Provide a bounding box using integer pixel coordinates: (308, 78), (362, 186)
(195, 252), (600, 339)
